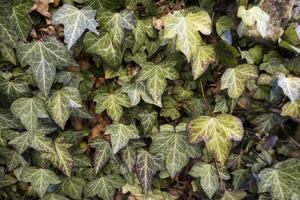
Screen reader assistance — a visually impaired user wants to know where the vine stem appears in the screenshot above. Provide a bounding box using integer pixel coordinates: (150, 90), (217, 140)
(214, 159), (226, 191)
(200, 79), (212, 114)
(280, 124), (300, 148)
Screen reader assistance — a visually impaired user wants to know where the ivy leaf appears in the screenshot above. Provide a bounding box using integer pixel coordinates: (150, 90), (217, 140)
(187, 114), (244, 165)
(135, 149), (164, 191)
(189, 162), (219, 199)
(83, 32), (123, 66)
(160, 96), (181, 120)
(232, 169), (250, 189)
(17, 37), (77, 96)
(0, 148), (27, 171)
(125, 0), (157, 15)
(9, 131), (31, 154)
(84, 175), (125, 200)
(42, 138), (73, 177)
(138, 111), (157, 133)
(10, 0), (32, 41)
(0, 20), (17, 48)
(0, 110), (21, 130)
(137, 60), (179, 102)
(94, 90), (131, 121)
(251, 113), (285, 135)
(47, 87), (82, 129)
(83, 0), (123, 10)
(237, 6), (270, 38)
(277, 73), (300, 102)
(191, 44), (216, 79)
(185, 97), (207, 116)
(60, 176), (86, 200)
(42, 193), (70, 200)
(0, 175), (17, 189)
(0, 77), (31, 103)
(105, 122), (139, 154)
(30, 132), (55, 153)
(10, 97), (48, 132)
(90, 138), (112, 173)
(150, 123), (199, 178)
(132, 19), (157, 53)
(53, 4), (98, 49)
(122, 81), (161, 107)
(97, 10), (135, 46)
(21, 167), (61, 198)
(163, 10), (212, 61)
(0, 42), (17, 65)
(281, 99), (300, 120)
(220, 64), (258, 99)
(221, 191), (247, 200)
(258, 159), (300, 200)
(121, 145), (137, 172)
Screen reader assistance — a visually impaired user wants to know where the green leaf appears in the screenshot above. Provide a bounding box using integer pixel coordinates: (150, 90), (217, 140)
(135, 149), (164, 191)
(97, 10), (135, 46)
(185, 97), (207, 116)
(122, 81), (161, 107)
(94, 90), (131, 121)
(277, 73), (300, 102)
(0, 148), (27, 171)
(42, 193), (70, 200)
(0, 42), (17, 65)
(191, 44), (216, 79)
(0, 110), (21, 129)
(281, 99), (300, 120)
(60, 176), (86, 200)
(105, 122), (139, 154)
(21, 167), (61, 198)
(30, 132), (55, 153)
(10, 97), (48, 132)
(251, 113), (285, 135)
(10, 0), (32, 41)
(47, 87), (82, 129)
(150, 123), (199, 178)
(0, 175), (17, 188)
(53, 4), (98, 49)
(0, 19), (17, 48)
(160, 96), (180, 120)
(132, 19), (157, 53)
(221, 64), (258, 98)
(83, 0), (123, 10)
(138, 111), (157, 133)
(189, 162), (219, 199)
(258, 159), (300, 200)
(232, 169), (250, 189)
(163, 10), (212, 61)
(121, 145), (137, 172)
(17, 37), (77, 96)
(237, 6), (270, 37)
(83, 32), (123, 66)
(0, 77), (31, 103)
(125, 0), (157, 15)
(216, 16), (232, 43)
(84, 175), (125, 200)
(42, 139), (73, 176)
(90, 138), (112, 173)
(9, 131), (31, 153)
(137, 60), (178, 102)
(221, 191), (247, 200)
(187, 114), (244, 165)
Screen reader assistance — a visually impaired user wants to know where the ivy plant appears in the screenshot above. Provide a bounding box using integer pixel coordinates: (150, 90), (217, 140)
(0, 0), (300, 199)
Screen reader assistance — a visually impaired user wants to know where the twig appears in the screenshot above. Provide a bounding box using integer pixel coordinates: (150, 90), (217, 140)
(199, 79), (212, 114)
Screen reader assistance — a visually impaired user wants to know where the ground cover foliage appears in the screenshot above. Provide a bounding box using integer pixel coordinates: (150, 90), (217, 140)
(0, 0), (300, 199)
